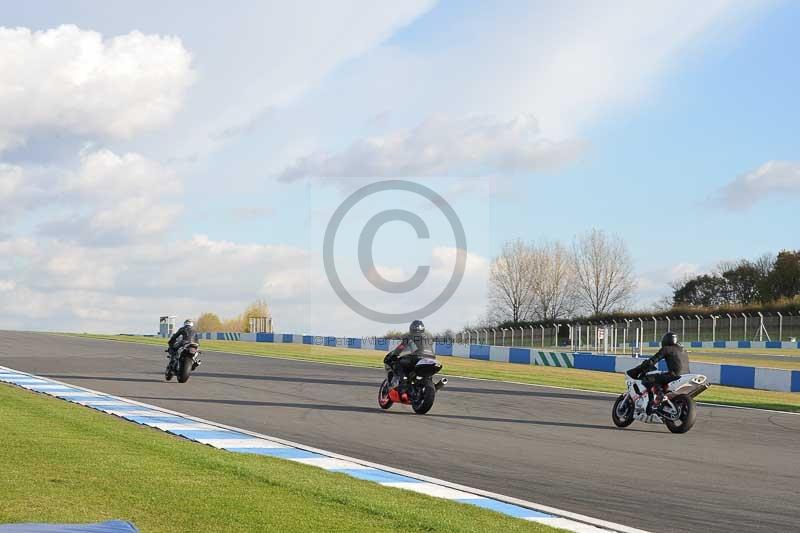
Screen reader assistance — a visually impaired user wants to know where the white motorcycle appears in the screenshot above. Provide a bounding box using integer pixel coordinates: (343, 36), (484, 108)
(612, 368), (710, 434)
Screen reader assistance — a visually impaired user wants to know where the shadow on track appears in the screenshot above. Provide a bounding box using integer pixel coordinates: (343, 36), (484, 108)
(442, 386), (607, 402)
(144, 371), (608, 402)
(131, 395), (644, 432)
(145, 371), (375, 389)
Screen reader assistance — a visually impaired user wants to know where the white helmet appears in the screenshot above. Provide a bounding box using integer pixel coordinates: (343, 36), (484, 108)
(184, 319), (194, 328)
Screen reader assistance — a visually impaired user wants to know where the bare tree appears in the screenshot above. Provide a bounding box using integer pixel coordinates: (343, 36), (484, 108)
(487, 239), (536, 323)
(530, 241), (577, 321)
(572, 229), (635, 316)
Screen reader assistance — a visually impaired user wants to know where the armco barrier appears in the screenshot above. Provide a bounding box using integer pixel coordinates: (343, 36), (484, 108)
(200, 332), (800, 393)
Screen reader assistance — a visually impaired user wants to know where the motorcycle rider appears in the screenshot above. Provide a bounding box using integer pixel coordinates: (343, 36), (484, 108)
(384, 320), (428, 392)
(627, 331), (689, 413)
(167, 319), (199, 368)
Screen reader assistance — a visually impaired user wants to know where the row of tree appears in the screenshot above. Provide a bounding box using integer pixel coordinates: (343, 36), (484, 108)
(195, 300), (271, 332)
(486, 229), (636, 323)
(671, 251), (800, 307)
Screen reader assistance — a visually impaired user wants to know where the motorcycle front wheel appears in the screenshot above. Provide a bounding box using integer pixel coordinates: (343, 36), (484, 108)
(664, 394), (696, 434)
(411, 380), (436, 414)
(378, 379), (393, 409)
(611, 394), (634, 428)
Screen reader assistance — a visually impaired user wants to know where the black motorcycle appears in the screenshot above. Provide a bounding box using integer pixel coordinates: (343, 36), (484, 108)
(378, 353), (447, 414)
(165, 342), (201, 383)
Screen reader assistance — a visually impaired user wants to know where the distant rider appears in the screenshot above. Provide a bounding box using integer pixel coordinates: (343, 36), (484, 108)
(627, 331), (689, 413)
(168, 319), (198, 366)
(384, 320), (428, 392)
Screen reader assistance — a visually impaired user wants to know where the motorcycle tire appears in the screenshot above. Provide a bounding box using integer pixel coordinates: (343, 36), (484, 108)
(664, 394), (696, 434)
(378, 379), (393, 410)
(411, 380), (436, 414)
(177, 356), (192, 383)
(611, 394), (634, 428)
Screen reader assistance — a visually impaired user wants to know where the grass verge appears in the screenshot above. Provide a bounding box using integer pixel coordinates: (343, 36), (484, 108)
(0, 383), (557, 533)
(66, 334), (800, 413)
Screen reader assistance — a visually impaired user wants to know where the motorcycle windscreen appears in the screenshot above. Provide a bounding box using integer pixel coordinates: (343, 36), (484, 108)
(414, 358), (442, 378)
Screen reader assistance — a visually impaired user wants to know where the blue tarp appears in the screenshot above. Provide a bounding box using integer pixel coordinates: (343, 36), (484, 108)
(0, 521), (138, 532)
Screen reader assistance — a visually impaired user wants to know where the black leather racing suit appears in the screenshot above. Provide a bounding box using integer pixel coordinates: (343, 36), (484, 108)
(628, 344), (689, 412)
(168, 326), (198, 362)
(641, 344), (689, 384)
(384, 335), (427, 390)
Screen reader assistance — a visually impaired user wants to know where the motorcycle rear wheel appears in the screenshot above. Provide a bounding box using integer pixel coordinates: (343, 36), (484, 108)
(611, 394), (634, 428)
(664, 394), (696, 434)
(177, 356), (192, 383)
(378, 379), (393, 409)
(411, 380), (435, 414)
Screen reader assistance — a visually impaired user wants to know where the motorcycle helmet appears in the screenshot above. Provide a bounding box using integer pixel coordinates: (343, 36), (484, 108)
(184, 319), (194, 328)
(661, 331), (678, 347)
(409, 319), (425, 336)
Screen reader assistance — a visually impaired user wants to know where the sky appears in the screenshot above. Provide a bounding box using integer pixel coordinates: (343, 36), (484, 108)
(0, 1), (798, 336)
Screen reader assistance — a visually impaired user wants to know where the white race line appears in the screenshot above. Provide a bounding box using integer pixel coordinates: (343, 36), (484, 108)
(0, 364), (647, 533)
(102, 409), (171, 417)
(532, 517), (613, 533)
(291, 457), (372, 470)
(75, 400), (152, 407)
(199, 438), (289, 449)
(141, 422), (220, 431)
(382, 482), (483, 500)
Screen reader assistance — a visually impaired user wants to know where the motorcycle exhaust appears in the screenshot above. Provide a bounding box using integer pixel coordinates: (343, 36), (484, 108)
(435, 378), (448, 391)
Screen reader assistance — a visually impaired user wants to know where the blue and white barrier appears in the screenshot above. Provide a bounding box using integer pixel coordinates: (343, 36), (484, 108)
(630, 340), (800, 349)
(574, 353), (800, 393)
(198, 332), (800, 393)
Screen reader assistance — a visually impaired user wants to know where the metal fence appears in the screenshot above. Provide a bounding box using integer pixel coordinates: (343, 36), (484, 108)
(612, 313), (800, 343)
(455, 325), (562, 349)
(462, 312), (800, 350)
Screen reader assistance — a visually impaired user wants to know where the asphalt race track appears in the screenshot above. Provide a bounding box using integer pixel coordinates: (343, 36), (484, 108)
(2, 332), (798, 533)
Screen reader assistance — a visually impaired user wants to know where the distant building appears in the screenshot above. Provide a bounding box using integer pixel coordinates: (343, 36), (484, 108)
(248, 316), (273, 333)
(159, 316), (176, 338)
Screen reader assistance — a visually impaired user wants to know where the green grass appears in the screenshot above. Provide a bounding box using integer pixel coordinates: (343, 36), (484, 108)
(65, 334), (800, 413)
(0, 383), (558, 533)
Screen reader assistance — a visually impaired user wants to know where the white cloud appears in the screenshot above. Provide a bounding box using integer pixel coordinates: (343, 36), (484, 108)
(0, 233), (315, 332)
(481, 1), (756, 136)
(714, 161), (800, 210)
(0, 24), (194, 151)
(2, 148), (181, 245)
(278, 114), (583, 181)
(635, 262), (702, 307)
(0, 163), (61, 220)
(138, 1), (437, 161)
(46, 149), (182, 245)
(229, 206), (275, 220)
